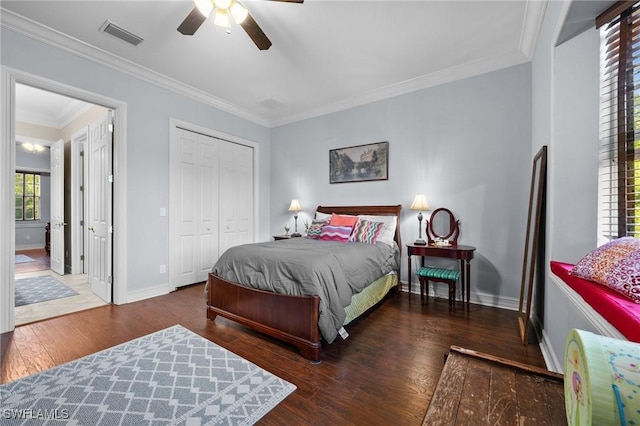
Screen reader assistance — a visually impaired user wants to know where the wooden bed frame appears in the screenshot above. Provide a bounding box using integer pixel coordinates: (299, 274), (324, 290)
(206, 205), (402, 362)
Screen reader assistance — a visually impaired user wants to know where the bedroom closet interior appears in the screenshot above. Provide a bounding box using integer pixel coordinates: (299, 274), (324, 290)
(169, 127), (254, 288)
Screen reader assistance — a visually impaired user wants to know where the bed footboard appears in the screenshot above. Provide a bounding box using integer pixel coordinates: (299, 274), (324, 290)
(207, 273), (322, 362)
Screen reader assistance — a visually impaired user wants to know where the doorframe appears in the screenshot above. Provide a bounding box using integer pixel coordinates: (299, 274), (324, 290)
(1, 67), (128, 333)
(168, 118), (260, 291)
(70, 127), (88, 275)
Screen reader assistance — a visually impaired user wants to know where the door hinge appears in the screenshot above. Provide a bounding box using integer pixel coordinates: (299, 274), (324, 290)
(80, 255), (84, 261)
(108, 225), (113, 234)
(107, 276), (113, 284)
(108, 175), (114, 183)
(80, 185), (84, 191)
(80, 220), (84, 226)
(80, 151), (84, 157)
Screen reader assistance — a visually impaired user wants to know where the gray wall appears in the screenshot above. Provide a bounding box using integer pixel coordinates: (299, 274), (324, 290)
(270, 64), (532, 307)
(531, 1), (602, 370)
(15, 146), (50, 249)
(2, 27), (271, 298)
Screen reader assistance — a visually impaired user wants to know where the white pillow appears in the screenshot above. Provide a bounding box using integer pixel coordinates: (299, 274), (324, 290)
(357, 214), (397, 247)
(315, 211), (332, 221)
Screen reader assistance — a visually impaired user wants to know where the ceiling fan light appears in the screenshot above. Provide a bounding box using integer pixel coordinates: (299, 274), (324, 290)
(213, 9), (230, 28)
(213, 0), (232, 10)
(230, 2), (248, 24)
(194, 0), (214, 17)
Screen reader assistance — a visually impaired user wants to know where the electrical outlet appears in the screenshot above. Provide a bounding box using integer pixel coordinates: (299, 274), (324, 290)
(159, 264), (166, 274)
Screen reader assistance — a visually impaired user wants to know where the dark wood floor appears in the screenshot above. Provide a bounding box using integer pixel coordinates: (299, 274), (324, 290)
(15, 248), (50, 273)
(0, 284), (547, 425)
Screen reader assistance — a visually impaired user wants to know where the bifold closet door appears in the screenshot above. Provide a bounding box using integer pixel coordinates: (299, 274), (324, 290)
(170, 129), (220, 287)
(219, 142), (254, 255)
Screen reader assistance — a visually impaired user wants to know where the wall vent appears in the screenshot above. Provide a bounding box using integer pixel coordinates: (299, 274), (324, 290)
(100, 20), (143, 46)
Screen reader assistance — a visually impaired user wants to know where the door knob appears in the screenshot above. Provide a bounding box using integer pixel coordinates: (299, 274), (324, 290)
(88, 226), (94, 232)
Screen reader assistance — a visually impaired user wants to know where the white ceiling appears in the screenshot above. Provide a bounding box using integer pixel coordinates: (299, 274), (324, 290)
(15, 84), (92, 129)
(1, 1), (547, 127)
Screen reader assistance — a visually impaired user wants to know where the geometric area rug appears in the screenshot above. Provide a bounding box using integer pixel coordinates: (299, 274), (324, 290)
(0, 325), (296, 425)
(14, 275), (79, 307)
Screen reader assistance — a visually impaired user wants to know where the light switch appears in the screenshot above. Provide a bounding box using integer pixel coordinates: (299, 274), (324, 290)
(160, 207), (166, 217)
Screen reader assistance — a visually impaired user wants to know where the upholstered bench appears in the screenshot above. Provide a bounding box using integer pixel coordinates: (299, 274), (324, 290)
(417, 267), (460, 310)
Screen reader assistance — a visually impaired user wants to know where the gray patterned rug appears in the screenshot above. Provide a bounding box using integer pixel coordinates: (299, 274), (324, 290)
(0, 325), (296, 425)
(14, 254), (35, 264)
(14, 275), (79, 307)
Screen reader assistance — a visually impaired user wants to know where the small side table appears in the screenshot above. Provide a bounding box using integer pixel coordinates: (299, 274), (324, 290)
(407, 243), (476, 308)
(273, 235), (293, 241)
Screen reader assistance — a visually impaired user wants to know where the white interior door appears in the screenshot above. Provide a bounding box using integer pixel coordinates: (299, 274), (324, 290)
(87, 112), (113, 302)
(170, 128), (220, 287)
(49, 138), (65, 275)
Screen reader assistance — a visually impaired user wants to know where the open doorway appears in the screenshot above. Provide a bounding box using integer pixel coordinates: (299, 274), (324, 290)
(14, 84), (110, 325)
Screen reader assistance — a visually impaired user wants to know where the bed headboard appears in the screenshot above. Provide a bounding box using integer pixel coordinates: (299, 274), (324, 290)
(315, 205), (402, 251)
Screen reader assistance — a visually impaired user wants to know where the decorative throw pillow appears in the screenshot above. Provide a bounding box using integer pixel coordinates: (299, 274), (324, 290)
(319, 225), (353, 242)
(357, 214), (397, 247)
(570, 237), (640, 303)
(306, 219), (328, 240)
(349, 219), (384, 244)
(329, 213), (358, 228)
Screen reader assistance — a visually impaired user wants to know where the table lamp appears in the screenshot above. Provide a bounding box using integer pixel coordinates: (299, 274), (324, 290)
(410, 194), (430, 245)
(288, 199), (302, 237)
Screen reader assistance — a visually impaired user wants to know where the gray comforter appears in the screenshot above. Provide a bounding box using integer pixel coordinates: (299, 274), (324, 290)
(211, 238), (400, 343)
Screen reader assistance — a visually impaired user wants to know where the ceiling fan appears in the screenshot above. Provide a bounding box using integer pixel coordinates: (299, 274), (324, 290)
(178, 0), (303, 51)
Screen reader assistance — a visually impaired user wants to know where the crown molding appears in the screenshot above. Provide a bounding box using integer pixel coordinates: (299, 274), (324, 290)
(271, 49), (530, 127)
(2, 3), (545, 129)
(520, 0), (548, 59)
(0, 8), (271, 128)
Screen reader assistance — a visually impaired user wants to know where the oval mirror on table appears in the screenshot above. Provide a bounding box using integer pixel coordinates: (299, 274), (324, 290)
(427, 208), (460, 246)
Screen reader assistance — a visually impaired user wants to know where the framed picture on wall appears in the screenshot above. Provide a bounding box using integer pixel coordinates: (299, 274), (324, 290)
(329, 141), (389, 184)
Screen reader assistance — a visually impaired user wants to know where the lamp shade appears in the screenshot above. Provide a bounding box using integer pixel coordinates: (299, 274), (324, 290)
(410, 195), (429, 211)
(288, 199), (301, 212)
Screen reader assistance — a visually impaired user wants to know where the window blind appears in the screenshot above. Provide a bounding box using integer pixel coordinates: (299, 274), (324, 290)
(598, 1), (640, 240)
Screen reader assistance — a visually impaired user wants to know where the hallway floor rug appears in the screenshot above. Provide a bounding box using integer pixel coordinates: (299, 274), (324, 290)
(14, 275), (79, 307)
(14, 254), (34, 264)
(0, 325), (296, 425)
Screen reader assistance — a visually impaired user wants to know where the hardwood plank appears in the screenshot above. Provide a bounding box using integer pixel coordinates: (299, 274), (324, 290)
(421, 352), (468, 424)
(456, 357), (491, 425)
(1, 284), (549, 424)
(488, 366), (518, 425)
(545, 379), (568, 425)
(516, 373), (554, 425)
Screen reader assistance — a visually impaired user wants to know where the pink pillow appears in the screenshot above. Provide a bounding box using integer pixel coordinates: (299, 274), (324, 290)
(319, 225), (352, 242)
(570, 237), (640, 303)
(329, 213), (358, 227)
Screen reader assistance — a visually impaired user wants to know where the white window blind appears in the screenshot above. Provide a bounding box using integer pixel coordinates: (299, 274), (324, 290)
(598, 1), (640, 241)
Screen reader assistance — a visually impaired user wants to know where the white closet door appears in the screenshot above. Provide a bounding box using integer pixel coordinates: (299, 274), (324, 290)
(196, 141), (220, 282)
(219, 142), (254, 255)
(170, 128), (220, 287)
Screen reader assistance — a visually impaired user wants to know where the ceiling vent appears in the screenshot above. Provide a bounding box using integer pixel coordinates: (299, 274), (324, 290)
(100, 20), (143, 46)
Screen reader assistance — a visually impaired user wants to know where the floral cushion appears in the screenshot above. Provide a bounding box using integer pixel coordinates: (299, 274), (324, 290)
(306, 219), (328, 240)
(319, 225), (353, 242)
(349, 219), (384, 244)
(570, 237), (640, 303)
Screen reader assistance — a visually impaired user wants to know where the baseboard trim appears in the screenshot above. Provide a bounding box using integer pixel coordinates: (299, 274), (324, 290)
(15, 244), (45, 250)
(125, 284), (168, 305)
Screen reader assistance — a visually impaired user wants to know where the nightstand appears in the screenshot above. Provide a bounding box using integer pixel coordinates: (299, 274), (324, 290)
(273, 235), (293, 241)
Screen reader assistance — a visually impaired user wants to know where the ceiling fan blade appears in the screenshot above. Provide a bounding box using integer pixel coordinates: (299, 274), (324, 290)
(240, 14), (272, 50)
(177, 8), (207, 35)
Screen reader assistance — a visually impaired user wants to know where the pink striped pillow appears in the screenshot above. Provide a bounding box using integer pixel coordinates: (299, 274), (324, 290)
(349, 219), (384, 244)
(319, 225), (352, 242)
